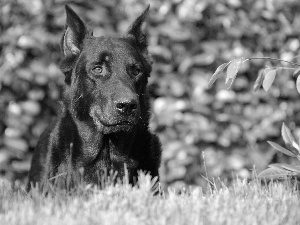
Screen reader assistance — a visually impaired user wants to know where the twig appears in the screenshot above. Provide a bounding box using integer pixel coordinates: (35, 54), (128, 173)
(247, 57), (300, 67)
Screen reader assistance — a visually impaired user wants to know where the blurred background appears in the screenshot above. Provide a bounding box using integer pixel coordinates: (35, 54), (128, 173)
(1, 0), (300, 189)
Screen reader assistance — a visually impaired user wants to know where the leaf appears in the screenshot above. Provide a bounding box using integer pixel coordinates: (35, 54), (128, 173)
(296, 75), (300, 94)
(280, 164), (300, 174)
(262, 69), (277, 92)
(285, 143), (300, 156)
(267, 141), (297, 157)
(269, 163), (300, 174)
(226, 58), (243, 79)
(281, 123), (299, 155)
(226, 58), (243, 87)
(225, 58), (244, 89)
(268, 163), (283, 169)
(299, 136), (300, 154)
(253, 70), (265, 91)
(225, 78), (235, 89)
(292, 141), (300, 152)
(281, 122), (296, 146)
(208, 62), (230, 88)
(253, 68), (271, 91)
(293, 67), (300, 77)
(258, 167), (297, 180)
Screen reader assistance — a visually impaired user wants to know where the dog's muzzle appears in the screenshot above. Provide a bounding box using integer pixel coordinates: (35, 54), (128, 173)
(90, 105), (139, 134)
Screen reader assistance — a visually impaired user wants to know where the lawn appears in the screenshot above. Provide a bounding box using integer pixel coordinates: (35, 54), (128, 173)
(0, 174), (299, 225)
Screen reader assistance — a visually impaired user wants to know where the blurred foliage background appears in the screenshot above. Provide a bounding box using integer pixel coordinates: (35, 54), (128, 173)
(1, 0), (300, 189)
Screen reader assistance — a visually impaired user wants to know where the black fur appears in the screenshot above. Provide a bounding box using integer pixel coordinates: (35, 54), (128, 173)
(27, 5), (161, 190)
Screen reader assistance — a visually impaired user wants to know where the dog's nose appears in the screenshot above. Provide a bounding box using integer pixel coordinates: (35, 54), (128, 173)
(116, 99), (138, 115)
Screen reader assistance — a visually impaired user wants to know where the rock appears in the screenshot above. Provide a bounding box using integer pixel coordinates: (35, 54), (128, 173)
(169, 79), (186, 97)
(4, 137), (28, 153)
(216, 90), (236, 103)
(20, 100), (41, 116)
(0, 150), (11, 165)
(226, 154), (245, 170)
(27, 89), (45, 101)
(149, 46), (172, 62)
(12, 160), (31, 172)
(163, 141), (182, 160)
(153, 97), (189, 116)
(18, 35), (36, 49)
(7, 102), (22, 116)
(4, 127), (22, 138)
(17, 69), (33, 81)
(166, 161), (187, 181)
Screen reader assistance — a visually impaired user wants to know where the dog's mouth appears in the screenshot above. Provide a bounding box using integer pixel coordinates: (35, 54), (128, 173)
(94, 118), (137, 134)
(90, 108), (138, 134)
(104, 121), (136, 134)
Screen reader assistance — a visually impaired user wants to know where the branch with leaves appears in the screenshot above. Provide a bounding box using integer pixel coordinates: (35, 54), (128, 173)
(208, 57), (300, 181)
(258, 123), (300, 180)
(208, 57), (300, 93)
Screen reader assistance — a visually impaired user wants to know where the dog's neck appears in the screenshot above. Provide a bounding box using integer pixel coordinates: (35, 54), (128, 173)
(71, 116), (137, 162)
(70, 117), (139, 181)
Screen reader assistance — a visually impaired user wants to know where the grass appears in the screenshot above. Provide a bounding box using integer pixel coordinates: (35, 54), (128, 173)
(0, 173), (299, 225)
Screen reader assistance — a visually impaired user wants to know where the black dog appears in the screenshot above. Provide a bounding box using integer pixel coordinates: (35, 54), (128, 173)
(27, 5), (161, 190)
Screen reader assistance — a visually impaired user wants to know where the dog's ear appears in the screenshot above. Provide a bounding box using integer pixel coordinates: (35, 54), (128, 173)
(61, 5), (87, 56)
(126, 5), (150, 53)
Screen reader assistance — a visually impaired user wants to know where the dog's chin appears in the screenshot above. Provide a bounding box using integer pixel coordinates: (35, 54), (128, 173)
(102, 124), (135, 134)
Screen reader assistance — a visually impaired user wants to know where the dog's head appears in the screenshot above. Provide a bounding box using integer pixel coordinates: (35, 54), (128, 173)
(60, 5), (152, 134)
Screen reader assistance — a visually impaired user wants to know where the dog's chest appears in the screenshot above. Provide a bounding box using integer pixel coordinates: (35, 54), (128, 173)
(71, 138), (139, 182)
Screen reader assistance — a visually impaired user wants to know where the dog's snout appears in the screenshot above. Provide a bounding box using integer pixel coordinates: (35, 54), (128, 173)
(116, 99), (138, 115)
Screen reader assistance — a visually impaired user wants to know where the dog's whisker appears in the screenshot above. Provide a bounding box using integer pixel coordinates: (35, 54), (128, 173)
(139, 116), (147, 126)
(74, 94), (83, 103)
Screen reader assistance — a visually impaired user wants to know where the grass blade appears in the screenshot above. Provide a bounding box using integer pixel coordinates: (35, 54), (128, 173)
(48, 172), (68, 181)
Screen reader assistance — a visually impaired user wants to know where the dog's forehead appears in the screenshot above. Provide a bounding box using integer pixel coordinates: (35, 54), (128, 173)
(84, 36), (138, 61)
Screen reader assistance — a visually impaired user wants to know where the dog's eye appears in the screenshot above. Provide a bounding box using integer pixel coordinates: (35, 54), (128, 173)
(131, 65), (142, 76)
(92, 66), (105, 76)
